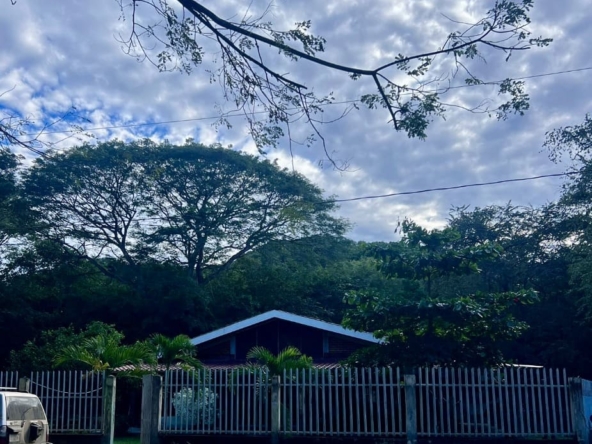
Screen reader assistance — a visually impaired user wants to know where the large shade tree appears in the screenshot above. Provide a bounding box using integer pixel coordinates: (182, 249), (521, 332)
(24, 140), (347, 285)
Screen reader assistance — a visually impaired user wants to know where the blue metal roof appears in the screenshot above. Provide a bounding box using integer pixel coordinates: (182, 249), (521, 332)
(190, 310), (380, 346)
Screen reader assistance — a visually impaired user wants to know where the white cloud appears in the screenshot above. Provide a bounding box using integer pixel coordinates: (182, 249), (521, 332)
(1, 0), (590, 240)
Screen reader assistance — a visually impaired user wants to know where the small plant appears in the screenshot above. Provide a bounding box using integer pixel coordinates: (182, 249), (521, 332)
(172, 387), (218, 427)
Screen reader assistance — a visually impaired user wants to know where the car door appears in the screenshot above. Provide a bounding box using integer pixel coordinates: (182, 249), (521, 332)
(5, 396), (48, 444)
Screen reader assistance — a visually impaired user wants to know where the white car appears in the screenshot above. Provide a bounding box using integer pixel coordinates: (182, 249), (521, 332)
(0, 389), (50, 444)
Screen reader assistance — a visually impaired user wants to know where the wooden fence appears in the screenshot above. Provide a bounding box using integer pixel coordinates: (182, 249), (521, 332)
(158, 366), (577, 440)
(0, 370), (105, 435)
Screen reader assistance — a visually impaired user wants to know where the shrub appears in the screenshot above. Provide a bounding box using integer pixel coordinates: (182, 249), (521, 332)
(171, 387), (217, 427)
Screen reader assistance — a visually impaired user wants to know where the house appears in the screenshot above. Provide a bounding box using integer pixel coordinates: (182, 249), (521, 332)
(191, 310), (379, 367)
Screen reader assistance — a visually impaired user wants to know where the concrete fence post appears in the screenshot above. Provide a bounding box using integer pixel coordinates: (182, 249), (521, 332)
(18, 377), (30, 393)
(141, 375), (162, 444)
(404, 374), (417, 444)
(583, 379), (592, 444)
(271, 375), (281, 444)
(570, 377), (591, 444)
(101, 375), (117, 444)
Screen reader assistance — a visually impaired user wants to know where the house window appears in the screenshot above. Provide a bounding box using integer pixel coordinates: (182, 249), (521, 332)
(230, 336), (236, 358)
(323, 334), (329, 355)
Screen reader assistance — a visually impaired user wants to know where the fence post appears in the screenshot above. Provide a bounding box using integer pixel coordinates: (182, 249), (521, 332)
(404, 374), (417, 444)
(271, 375), (281, 444)
(570, 377), (590, 444)
(18, 377), (30, 393)
(141, 375), (162, 444)
(101, 375), (117, 444)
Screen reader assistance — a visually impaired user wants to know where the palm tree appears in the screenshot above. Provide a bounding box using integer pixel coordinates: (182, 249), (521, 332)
(149, 334), (202, 370)
(54, 335), (155, 374)
(246, 346), (313, 377)
(243, 346), (312, 432)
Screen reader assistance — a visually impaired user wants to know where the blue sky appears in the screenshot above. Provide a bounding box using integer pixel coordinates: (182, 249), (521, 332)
(1, 0), (591, 241)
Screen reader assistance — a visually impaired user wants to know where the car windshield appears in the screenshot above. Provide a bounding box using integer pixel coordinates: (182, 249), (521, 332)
(5, 396), (45, 421)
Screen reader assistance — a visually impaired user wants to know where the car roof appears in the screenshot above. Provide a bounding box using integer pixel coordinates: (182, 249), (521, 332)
(0, 391), (40, 398)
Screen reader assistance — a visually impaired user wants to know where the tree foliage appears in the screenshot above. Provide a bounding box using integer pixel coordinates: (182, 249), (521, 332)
(24, 140), (347, 284)
(545, 114), (592, 214)
(447, 202), (592, 375)
(246, 346), (313, 377)
(343, 220), (538, 368)
(114, 0), (551, 163)
(0, 147), (21, 249)
(149, 333), (201, 370)
(207, 236), (379, 323)
(545, 114), (592, 327)
(9, 322), (125, 372)
(54, 330), (154, 374)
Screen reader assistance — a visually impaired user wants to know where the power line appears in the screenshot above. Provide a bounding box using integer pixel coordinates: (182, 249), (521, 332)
(328, 171), (577, 204)
(24, 66), (592, 137)
(24, 101), (358, 136)
(0, 171), (577, 237)
(444, 66), (592, 90)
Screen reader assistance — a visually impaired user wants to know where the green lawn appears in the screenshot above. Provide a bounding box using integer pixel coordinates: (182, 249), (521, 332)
(114, 438), (140, 444)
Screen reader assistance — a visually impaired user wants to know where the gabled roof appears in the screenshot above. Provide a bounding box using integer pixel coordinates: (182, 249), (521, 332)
(190, 310), (379, 346)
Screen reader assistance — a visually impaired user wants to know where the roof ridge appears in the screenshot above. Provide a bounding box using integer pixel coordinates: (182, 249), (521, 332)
(190, 310), (379, 346)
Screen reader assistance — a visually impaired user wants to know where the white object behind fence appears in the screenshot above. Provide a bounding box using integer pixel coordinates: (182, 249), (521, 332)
(161, 368), (271, 435)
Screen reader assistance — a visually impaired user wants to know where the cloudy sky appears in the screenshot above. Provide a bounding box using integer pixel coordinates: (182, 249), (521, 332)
(1, 0), (591, 241)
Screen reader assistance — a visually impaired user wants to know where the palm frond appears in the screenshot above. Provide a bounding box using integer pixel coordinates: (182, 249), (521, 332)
(150, 333), (201, 369)
(246, 346), (313, 377)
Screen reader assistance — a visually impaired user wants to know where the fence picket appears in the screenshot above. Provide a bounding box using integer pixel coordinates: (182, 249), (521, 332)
(557, 368), (564, 433)
(8, 370), (105, 435)
(156, 367), (574, 440)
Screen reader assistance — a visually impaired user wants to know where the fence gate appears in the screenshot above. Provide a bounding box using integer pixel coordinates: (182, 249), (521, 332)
(30, 371), (105, 434)
(0, 370), (105, 435)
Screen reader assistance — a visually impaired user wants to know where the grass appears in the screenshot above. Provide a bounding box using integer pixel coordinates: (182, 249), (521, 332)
(114, 438), (140, 444)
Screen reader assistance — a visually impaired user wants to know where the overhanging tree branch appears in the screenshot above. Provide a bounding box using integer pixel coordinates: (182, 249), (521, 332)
(115, 1), (551, 161)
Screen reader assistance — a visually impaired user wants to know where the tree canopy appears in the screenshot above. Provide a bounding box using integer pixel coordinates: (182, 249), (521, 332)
(4, 116), (592, 379)
(343, 220), (538, 368)
(24, 139), (347, 284)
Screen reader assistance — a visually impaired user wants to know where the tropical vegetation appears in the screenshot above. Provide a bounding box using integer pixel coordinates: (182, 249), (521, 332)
(0, 119), (592, 379)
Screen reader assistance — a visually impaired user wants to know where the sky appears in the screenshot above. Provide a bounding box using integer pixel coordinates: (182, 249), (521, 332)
(1, 0), (591, 241)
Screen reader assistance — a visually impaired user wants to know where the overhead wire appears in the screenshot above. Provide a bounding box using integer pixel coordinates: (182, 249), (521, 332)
(0, 171), (578, 245)
(4, 67), (586, 213)
(326, 171), (578, 204)
(20, 66), (592, 137)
